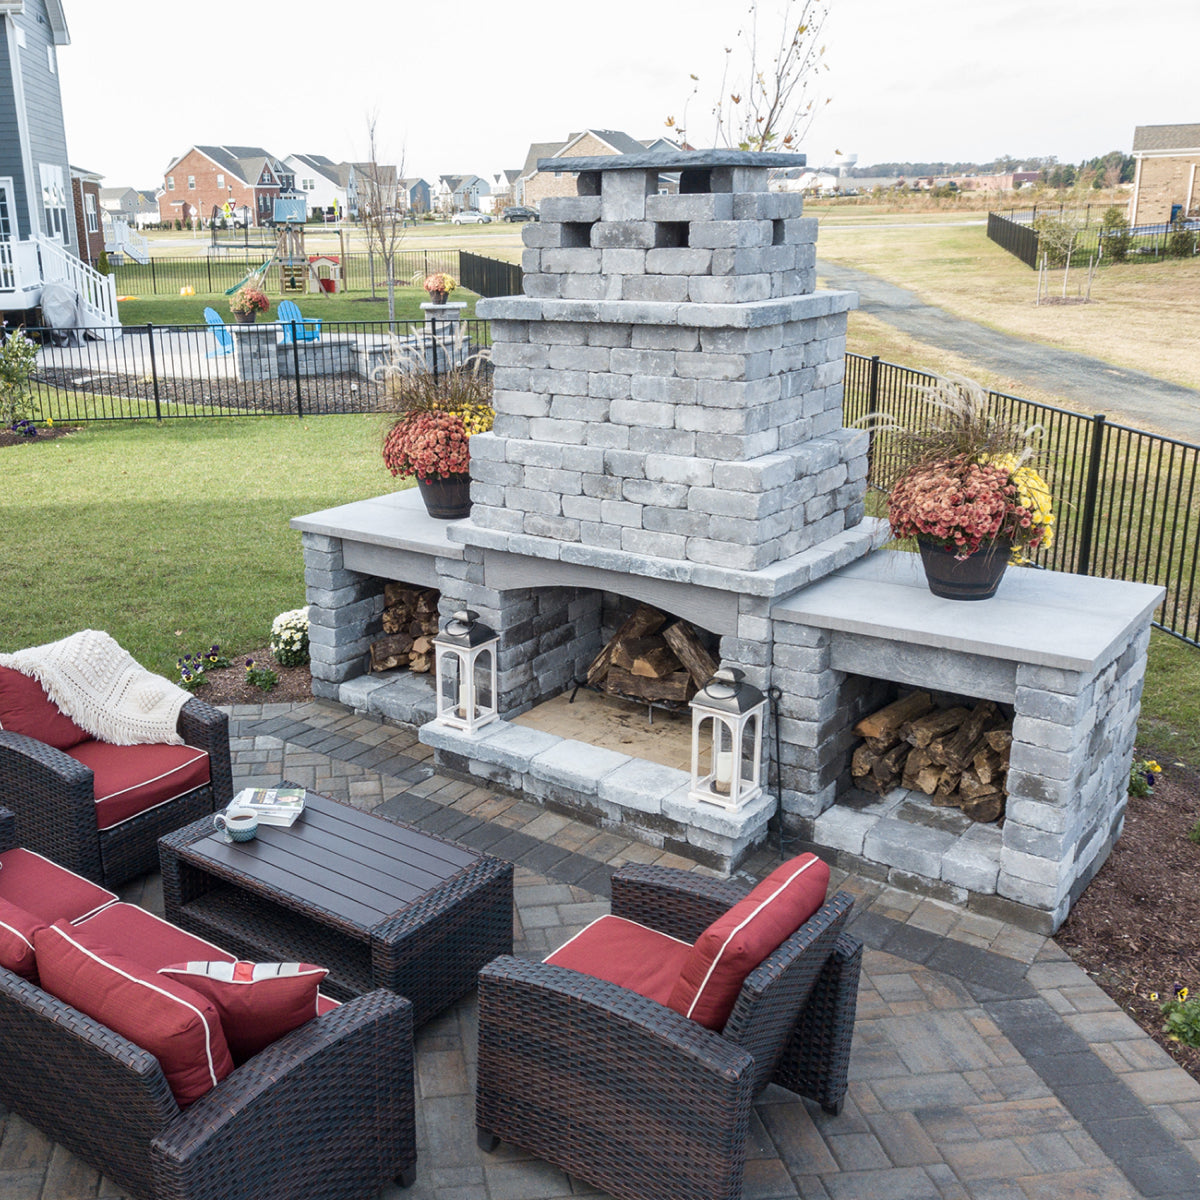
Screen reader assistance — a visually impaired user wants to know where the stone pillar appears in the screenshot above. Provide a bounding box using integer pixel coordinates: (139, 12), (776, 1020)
(229, 324), (279, 382)
(421, 301), (468, 374)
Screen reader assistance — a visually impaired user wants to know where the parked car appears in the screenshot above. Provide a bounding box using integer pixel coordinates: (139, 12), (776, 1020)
(502, 206), (539, 223)
(451, 210), (492, 224)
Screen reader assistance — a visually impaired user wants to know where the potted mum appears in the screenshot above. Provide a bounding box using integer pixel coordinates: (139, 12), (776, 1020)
(419, 272), (457, 305)
(229, 283), (270, 323)
(380, 346), (494, 519)
(875, 376), (1054, 600)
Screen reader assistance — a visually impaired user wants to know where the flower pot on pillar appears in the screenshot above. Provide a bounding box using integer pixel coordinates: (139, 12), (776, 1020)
(916, 536), (1011, 601)
(416, 473), (472, 519)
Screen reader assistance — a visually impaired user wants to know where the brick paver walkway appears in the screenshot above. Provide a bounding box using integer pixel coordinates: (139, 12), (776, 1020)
(4, 699), (1199, 1200)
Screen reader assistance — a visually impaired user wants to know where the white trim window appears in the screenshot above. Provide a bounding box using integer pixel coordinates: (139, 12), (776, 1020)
(167, 175), (175, 191)
(39, 163), (68, 241)
(187, 175), (196, 190)
(84, 191), (98, 233)
(216, 173), (225, 188)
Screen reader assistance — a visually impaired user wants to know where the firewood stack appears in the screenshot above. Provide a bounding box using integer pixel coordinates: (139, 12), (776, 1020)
(585, 603), (719, 705)
(850, 690), (1013, 823)
(368, 583), (440, 673)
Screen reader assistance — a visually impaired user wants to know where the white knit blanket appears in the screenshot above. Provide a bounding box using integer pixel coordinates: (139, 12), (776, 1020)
(0, 630), (189, 745)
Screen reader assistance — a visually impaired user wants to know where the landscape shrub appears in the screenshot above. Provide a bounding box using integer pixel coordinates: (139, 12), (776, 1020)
(1101, 207), (1131, 263)
(1033, 215), (1080, 267)
(1167, 214), (1196, 259)
(0, 329), (39, 426)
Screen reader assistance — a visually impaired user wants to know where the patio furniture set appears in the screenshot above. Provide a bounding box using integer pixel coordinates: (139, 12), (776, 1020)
(0, 649), (862, 1200)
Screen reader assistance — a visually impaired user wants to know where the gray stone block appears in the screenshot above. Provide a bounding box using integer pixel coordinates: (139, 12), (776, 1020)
(620, 275), (691, 303)
(529, 739), (630, 794)
(646, 247), (713, 275)
(600, 170), (654, 221)
(597, 760), (690, 814)
(662, 785), (776, 837)
(632, 325), (700, 352)
(812, 806), (876, 855)
(941, 838), (1001, 893)
(610, 398), (675, 429)
(644, 454), (714, 487)
(863, 817), (959, 879)
(622, 528), (687, 559)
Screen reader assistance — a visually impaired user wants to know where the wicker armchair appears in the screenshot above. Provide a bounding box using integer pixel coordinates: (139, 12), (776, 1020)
(0, 696), (232, 886)
(475, 863), (861, 1200)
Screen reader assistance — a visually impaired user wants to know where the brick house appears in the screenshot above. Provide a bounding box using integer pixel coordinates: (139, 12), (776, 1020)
(159, 146), (293, 227)
(69, 165), (102, 265)
(516, 130), (680, 209)
(1129, 123), (1200, 226)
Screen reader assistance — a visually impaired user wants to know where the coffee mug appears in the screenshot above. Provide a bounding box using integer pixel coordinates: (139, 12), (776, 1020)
(214, 808), (258, 842)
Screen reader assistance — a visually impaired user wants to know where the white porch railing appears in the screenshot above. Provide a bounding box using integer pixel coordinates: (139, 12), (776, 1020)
(0, 238), (43, 294)
(102, 215), (149, 264)
(36, 236), (122, 337)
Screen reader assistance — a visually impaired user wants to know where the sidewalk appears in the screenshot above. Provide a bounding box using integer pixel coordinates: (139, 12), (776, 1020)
(4, 698), (1200, 1200)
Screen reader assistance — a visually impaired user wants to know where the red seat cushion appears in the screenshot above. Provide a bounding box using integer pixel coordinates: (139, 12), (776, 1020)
(545, 915), (693, 1008)
(0, 848), (118, 980)
(668, 854), (830, 1031)
(65, 740), (210, 830)
(0, 665), (90, 750)
(35, 920), (235, 1107)
(159, 961), (330, 1063)
(73, 902), (235, 972)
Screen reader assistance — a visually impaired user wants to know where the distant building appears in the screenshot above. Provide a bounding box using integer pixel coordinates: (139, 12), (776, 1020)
(1129, 124), (1200, 226)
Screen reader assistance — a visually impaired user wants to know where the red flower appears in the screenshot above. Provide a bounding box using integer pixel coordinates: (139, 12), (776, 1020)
(382, 410), (472, 482)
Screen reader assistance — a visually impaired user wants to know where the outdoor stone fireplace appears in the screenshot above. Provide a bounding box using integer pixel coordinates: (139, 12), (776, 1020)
(292, 149), (1162, 933)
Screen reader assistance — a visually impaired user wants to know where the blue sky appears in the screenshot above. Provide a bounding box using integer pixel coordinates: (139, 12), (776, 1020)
(59, 0), (1198, 189)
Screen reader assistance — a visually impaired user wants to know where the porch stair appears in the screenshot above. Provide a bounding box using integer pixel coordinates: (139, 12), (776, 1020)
(36, 236), (122, 337)
(103, 217), (149, 264)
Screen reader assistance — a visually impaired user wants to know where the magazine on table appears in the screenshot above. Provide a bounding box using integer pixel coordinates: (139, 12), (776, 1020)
(230, 787), (306, 827)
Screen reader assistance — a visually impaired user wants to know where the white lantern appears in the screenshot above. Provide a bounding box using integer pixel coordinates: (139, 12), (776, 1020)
(433, 610), (499, 734)
(689, 668), (767, 811)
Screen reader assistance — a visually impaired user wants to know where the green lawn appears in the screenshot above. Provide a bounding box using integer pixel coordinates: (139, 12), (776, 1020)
(0, 417), (400, 679)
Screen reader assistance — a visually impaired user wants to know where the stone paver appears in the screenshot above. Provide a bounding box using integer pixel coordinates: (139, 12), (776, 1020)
(4, 699), (1200, 1200)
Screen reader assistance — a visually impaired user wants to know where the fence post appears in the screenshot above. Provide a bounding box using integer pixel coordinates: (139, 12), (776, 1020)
(291, 325), (303, 419)
(150, 258), (157, 295)
(206, 257), (213, 292)
(865, 355), (881, 479)
(1075, 413), (1107, 577)
(146, 323), (162, 421)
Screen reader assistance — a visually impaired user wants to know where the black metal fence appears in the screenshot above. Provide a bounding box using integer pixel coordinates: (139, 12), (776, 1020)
(459, 251), (522, 299)
(112, 249), (467, 297)
(986, 212), (1040, 268)
(989, 209), (1200, 267)
(845, 353), (1200, 646)
(27, 316), (493, 422)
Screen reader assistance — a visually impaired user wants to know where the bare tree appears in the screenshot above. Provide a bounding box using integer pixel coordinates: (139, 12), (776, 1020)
(667, 0), (832, 151)
(358, 114), (406, 324)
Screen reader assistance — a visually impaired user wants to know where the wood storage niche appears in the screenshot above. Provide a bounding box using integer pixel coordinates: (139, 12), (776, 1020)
(369, 583), (440, 674)
(849, 689), (1014, 824)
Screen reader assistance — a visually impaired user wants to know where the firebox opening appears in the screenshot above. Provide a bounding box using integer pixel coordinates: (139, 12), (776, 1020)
(772, 219), (786, 245)
(678, 168), (713, 194)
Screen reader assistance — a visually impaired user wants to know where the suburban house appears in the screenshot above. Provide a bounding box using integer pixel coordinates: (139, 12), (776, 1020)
(435, 174), (489, 213)
(515, 130), (680, 208)
(399, 177), (431, 215)
(0, 0), (117, 327)
(284, 153), (349, 221)
(1129, 123), (1200, 226)
(159, 146), (295, 228)
(68, 164), (101, 264)
(99, 185), (157, 227)
(486, 169), (520, 210)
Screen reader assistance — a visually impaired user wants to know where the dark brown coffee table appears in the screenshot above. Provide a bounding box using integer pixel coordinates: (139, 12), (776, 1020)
(159, 787), (513, 1026)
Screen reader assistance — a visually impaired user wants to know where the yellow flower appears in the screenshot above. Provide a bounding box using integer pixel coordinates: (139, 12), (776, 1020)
(1150, 992), (1159, 1001)
(1179, 986), (1190, 1001)
(1147, 761), (1162, 773)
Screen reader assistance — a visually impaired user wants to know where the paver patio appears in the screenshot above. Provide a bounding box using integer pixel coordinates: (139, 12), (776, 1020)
(3, 698), (1199, 1200)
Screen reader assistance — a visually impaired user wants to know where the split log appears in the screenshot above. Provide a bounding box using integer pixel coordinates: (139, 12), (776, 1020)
(586, 604), (667, 687)
(902, 747), (934, 790)
(411, 636), (434, 656)
(929, 701), (997, 769)
(972, 747), (1007, 786)
(985, 729), (1013, 754)
(911, 763), (945, 796)
(853, 691), (934, 741)
(872, 741), (911, 784)
(408, 652), (433, 674)
(661, 621), (719, 689)
(961, 793), (1004, 823)
(902, 706), (971, 748)
(612, 636), (680, 680)
(851, 743), (877, 778)
(370, 633), (414, 672)
(605, 665), (691, 703)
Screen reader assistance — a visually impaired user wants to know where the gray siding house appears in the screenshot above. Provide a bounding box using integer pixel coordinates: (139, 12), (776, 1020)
(0, 0), (117, 327)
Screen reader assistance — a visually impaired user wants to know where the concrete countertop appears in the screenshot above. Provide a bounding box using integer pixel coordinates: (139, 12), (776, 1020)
(290, 488), (466, 560)
(771, 548), (1165, 673)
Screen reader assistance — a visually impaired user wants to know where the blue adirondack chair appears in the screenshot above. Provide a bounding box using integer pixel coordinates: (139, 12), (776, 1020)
(277, 299), (321, 344)
(204, 307), (232, 357)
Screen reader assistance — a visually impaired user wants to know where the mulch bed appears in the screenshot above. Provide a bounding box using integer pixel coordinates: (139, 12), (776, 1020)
(0, 425), (77, 448)
(190, 647), (313, 706)
(1055, 759), (1200, 1080)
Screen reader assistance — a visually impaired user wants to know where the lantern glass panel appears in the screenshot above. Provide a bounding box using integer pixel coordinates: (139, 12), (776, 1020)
(439, 655), (462, 712)
(472, 652), (494, 716)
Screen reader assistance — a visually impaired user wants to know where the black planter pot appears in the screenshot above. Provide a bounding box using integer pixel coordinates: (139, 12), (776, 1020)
(916, 536), (1011, 601)
(416, 473), (472, 519)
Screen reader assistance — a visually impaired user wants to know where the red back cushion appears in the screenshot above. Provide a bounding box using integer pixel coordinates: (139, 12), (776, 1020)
(0, 897), (43, 979)
(158, 961), (329, 1063)
(34, 921), (235, 1107)
(0, 665), (90, 750)
(667, 854), (830, 1031)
